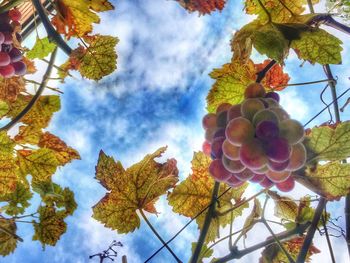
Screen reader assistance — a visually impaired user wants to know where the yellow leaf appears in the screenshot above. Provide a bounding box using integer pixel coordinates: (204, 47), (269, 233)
(14, 125), (42, 145)
(92, 147), (179, 234)
(0, 219), (17, 256)
(207, 60), (256, 113)
(0, 77), (25, 103)
(268, 191), (298, 221)
(89, 0), (114, 12)
(168, 152), (248, 242)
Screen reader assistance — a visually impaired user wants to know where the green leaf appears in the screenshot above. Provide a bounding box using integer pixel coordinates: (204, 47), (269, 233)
(78, 35), (118, 80)
(207, 60), (256, 113)
(0, 100), (9, 117)
(33, 206), (67, 247)
(298, 162), (350, 200)
(191, 242), (213, 263)
(26, 37), (57, 60)
(0, 131), (15, 156)
(0, 219), (17, 256)
(0, 182), (32, 216)
(290, 28), (343, 64)
(0, 153), (17, 196)
(252, 23), (289, 62)
(17, 149), (60, 181)
(305, 122), (350, 162)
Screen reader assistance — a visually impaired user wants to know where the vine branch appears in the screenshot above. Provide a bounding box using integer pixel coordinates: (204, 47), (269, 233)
(256, 60), (277, 83)
(0, 48), (58, 131)
(31, 0), (72, 55)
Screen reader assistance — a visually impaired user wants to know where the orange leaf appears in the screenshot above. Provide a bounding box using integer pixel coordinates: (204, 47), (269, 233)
(0, 77), (25, 103)
(177, 0), (227, 15)
(255, 60), (290, 91)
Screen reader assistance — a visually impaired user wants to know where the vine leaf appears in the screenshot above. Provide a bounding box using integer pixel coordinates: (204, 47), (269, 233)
(259, 236), (320, 263)
(290, 28), (343, 65)
(38, 132), (80, 165)
(207, 60), (256, 113)
(245, 0), (319, 23)
(0, 132), (17, 196)
(305, 121), (350, 162)
(26, 37), (56, 60)
(0, 100), (9, 117)
(0, 219), (17, 256)
(17, 149), (60, 182)
(191, 242), (213, 263)
(8, 95), (60, 129)
(51, 0), (111, 38)
(89, 0), (115, 12)
(61, 35), (118, 81)
(92, 147), (179, 234)
(255, 60), (290, 90)
(268, 191), (298, 221)
(241, 198), (262, 239)
(0, 182), (32, 216)
(177, 0), (226, 15)
(0, 77), (25, 103)
(167, 152), (248, 242)
(14, 125), (42, 145)
(297, 162), (350, 201)
(33, 206), (67, 247)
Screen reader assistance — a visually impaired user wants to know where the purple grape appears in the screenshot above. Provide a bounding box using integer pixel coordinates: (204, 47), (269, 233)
(256, 120), (279, 140)
(211, 137), (225, 159)
(265, 91), (280, 102)
(213, 128), (225, 139)
(2, 44), (12, 53)
(9, 47), (22, 62)
(0, 12), (10, 23)
(202, 113), (217, 129)
(268, 159), (289, 172)
(0, 64), (15, 78)
(216, 110), (228, 128)
(0, 52), (10, 66)
(227, 104), (242, 121)
(222, 155), (245, 173)
(266, 170), (291, 183)
(276, 176), (295, 192)
(3, 32), (12, 44)
(260, 177), (274, 188)
(232, 168), (255, 181)
(226, 175), (245, 187)
(222, 139), (240, 160)
(209, 159), (231, 182)
(264, 137), (291, 162)
(13, 61), (26, 76)
(0, 32), (4, 45)
(249, 173), (266, 183)
(0, 23), (12, 32)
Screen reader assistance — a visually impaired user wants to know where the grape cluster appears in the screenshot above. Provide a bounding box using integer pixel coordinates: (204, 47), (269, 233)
(202, 83), (307, 192)
(0, 8), (26, 78)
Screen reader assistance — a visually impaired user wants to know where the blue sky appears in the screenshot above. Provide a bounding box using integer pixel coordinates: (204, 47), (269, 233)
(4, 0), (350, 262)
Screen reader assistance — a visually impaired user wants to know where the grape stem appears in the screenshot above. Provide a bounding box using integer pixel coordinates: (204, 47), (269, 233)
(256, 60), (277, 83)
(31, 0), (72, 55)
(0, 48), (58, 131)
(139, 209), (182, 263)
(0, 224), (23, 242)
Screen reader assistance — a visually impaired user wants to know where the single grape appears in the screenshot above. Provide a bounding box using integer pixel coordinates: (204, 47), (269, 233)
(216, 103), (231, 113)
(268, 159), (289, 172)
(276, 176), (295, 192)
(226, 175), (245, 187)
(232, 168), (255, 181)
(0, 64), (15, 78)
(13, 61), (26, 76)
(227, 104), (242, 121)
(211, 137), (225, 159)
(2, 44), (12, 53)
(202, 141), (211, 156)
(266, 169), (291, 183)
(256, 120), (279, 140)
(209, 159), (232, 182)
(0, 12), (10, 23)
(260, 177), (274, 188)
(0, 32), (4, 45)
(286, 143), (307, 171)
(241, 98), (265, 121)
(216, 110), (228, 128)
(222, 139), (240, 160)
(249, 173), (265, 183)
(213, 128), (225, 139)
(279, 119), (305, 145)
(240, 139), (268, 170)
(3, 32), (13, 44)
(9, 48), (22, 63)
(251, 165), (269, 174)
(263, 98), (280, 108)
(222, 155), (245, 173)
(264, 137), (291, 162)
(252, 109), (279, 127)
(0, 52), (10, 66)
(205, 127), (219, 143)
(270, 107), (290, 121)
(244, 83), (266, 98)
(202, 113), (217, 130)
(226, 117), (254, 146)
(0, 23), (12, 32)
(265, 91), (280, 102)
(9, 8), (22, 22)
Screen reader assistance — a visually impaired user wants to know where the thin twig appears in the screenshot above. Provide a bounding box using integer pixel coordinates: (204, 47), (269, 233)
(0, 48), (58, 131)
(322, 210), (336, 263)
(256, 60), (276, 83)
(139, 209), (182, 263)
